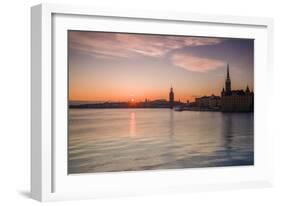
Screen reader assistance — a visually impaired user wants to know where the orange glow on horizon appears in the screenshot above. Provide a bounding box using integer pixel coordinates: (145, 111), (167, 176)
(69, 93), (219, 103)
(69, 82), (227, 103)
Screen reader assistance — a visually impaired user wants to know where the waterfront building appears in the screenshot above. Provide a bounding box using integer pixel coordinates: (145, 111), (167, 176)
(209, 95), (221, 108)
(221, 64), (254, 112)
(195, 95), (221, 108)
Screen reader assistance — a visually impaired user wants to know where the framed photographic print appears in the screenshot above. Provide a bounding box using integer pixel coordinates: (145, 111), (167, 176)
(31, 3), (274, 201)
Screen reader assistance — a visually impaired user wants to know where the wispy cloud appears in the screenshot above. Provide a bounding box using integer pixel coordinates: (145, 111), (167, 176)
(69, 32), (131, 59)
(69, 31), (224, 59)
(171, 52), (225, 73)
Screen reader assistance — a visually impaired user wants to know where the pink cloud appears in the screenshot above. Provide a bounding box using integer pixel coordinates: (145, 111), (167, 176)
(171, 53), (225, 73)
(69, 31), (224, 59)
(69, 32), (131, 59)
(182, 37), (223, 46)
(115, 34), (171, 57)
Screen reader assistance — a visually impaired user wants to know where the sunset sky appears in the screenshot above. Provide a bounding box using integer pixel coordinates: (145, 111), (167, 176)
(68, 31), (254, 103)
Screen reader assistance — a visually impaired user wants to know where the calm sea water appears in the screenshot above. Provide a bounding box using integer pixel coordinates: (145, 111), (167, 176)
(68, 109), (254, 174)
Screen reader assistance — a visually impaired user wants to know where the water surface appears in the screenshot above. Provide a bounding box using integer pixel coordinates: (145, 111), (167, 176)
(68, 109), (253, 174)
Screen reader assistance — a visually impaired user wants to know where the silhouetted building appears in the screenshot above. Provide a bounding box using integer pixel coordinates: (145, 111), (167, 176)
(169, 87), (174, 108)
(195, 95), (221, 108)
(195, 96), (209, 107)
(209, 95), (221, 108)
(221, 64), (254, 112)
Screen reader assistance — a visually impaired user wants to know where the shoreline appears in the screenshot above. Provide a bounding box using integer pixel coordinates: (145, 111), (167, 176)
(68, 107), (254, 113)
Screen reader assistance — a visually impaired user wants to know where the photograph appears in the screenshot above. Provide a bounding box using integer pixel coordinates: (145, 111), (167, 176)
(68, 31), (254, 174)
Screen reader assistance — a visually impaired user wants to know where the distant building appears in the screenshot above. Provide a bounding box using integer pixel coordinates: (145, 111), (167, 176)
(209, 95), (221, 108)
(221, 64), (254, 112)
(169, 87), (174, 108)
(195, 96), (208, 107)
(195, 95), (221, 108)
(152, 99), (168, 104)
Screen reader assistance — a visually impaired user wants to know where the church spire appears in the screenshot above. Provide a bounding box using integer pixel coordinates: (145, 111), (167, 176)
(227, 63), (230, 80)
(225, 63), (231, 95)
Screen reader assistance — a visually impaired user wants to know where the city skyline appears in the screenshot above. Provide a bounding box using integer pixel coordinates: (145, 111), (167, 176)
(68, 31), (254, 103)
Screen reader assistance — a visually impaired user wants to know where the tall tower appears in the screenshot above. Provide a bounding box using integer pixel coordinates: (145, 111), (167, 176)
(225, 63), (231, 95)
(245, 85), (250, 94)
(169, 87), (174, 108)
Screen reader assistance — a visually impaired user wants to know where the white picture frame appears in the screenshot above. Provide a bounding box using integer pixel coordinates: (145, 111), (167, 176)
(31, 3), (274, 202)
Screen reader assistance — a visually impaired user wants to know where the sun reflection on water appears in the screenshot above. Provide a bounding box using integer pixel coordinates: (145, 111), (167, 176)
(129, 111), (136, 137)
